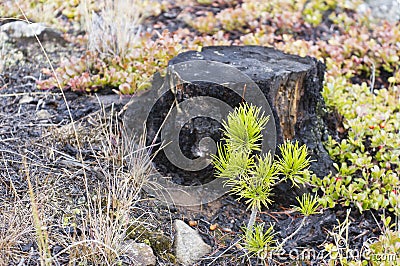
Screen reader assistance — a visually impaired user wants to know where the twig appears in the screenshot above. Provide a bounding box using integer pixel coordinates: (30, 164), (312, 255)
(0, 92), (61, 97)
(276, 216), (307, 251)
(206, 238), (242, 266)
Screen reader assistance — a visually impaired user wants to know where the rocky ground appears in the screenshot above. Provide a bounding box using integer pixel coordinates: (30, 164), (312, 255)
(0, 0), (399, 265)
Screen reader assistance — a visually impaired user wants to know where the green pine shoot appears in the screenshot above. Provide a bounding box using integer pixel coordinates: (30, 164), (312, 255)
(221, 103), (269, 154)
(293, 193), (321, 216)
(242, 222), (276, 259)
(276, 140), (312, 187)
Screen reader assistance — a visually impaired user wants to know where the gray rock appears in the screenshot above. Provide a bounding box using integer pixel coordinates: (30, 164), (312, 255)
(358, 0), (400, 22)
(174, 219), (211, 265)
(1, 21), (46, 39)
(122, 240), (156, 266)
(36, 109), (52, 120)
(19, 95), (35, 104)
(0, 21), (64, 42)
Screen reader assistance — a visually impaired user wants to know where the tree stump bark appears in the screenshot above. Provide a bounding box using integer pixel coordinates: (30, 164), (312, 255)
(123, 45), (336, 205)
(169, 46), (334, 177)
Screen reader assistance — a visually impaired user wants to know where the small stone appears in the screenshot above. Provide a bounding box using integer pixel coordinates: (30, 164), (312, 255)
(122, 240), (156, 266)
(20, 242), (34, 252)
(36, 110), (52, 120)
(19, 95), (34, 104)
(221, 227), (232, 233)
(174, 219), (211, 265)
(0, 21), (64, 42)
(1, 21), (46, 39)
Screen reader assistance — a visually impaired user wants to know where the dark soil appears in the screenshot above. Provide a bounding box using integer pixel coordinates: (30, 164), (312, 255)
(0, 2), (393, 266)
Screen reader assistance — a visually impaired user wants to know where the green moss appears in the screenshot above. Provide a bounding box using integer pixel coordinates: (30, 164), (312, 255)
(127, 224), (175, 263)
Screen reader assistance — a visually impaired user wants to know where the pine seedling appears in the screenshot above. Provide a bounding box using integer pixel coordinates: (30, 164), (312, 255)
(213, 103), (274, 230)
(213, 102), (317, 259)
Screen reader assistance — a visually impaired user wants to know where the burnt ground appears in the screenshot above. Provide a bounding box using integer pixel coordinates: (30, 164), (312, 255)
(0, 2), (393, 266)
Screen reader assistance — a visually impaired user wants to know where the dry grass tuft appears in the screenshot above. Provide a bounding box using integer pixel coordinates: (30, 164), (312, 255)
(82, 0), (161, 59)
(1, 0), (159, 263)
(0, 199), (33, 265)
(46, 106), (155, 265)
(0, 102), (156, 265)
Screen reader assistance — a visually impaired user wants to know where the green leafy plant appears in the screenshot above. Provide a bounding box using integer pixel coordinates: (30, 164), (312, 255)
(37, 30), (182, 94)
(368, 231), (400, 266)
(302, 0), (363, 26)
(189, 0), (303, 35)
(312, 77), (400, 213)
(37, 0), (165, 94)
(1, 0), (86, 30)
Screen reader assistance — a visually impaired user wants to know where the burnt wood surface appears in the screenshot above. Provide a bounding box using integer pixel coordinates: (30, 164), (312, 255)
(169, 46), (335, 179)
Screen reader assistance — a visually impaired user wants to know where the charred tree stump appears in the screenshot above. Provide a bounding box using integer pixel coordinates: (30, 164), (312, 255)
(168, 46), (335, 177)
(123, 45), (335, 205)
